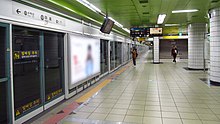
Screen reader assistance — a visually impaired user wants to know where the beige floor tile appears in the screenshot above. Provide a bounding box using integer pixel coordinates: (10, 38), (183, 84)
(124, 115), (143, 123)
(177, 107), (195, 113)
(216, 114), (220, 120)
(146, 101), (160, 106)
(194, 108), (213, 114)
(105, 114), (125, 122)
(146, 97), (160, 102)
(202, 120), (220, 124)
(176, 103), (192, 108)
(102, 99), (117, 104)
(161, 106), (178, 112)
(174, 98), (188, 103)
(191, 104), (209, 108)
(98, 103), (114, 108)
(143, 117), (162, 124)
(145, 105), (161, 111)
(93, 108), (111, 114)
(88, 113), (107, 120)
(162, 112), (180, 119)
(161, 102), (176, 107)
(211, 108), (220, 114)
(182, 119), (202, 124)
(144, 111), (162, 117)
(110, 108), (127, 115)
(129, 104), (145, 110)
(90, 98), (104, 103)
(114, 104), (129, 109)
(130, 100), (146, 105)
(126, 109), (144, 116)
(198, 114), (219, 121)
(179, 112), (199, 120)
(163, 118), (182, 124)
(79, 106), (96, 113)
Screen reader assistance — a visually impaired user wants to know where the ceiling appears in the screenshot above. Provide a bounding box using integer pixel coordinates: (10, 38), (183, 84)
(87, 0), (220, 27)
(18, 0), (220, 35)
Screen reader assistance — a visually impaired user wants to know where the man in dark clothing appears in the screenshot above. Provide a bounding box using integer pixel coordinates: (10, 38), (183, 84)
(171, 46), (178, 63)
(131, 47), (138, 66)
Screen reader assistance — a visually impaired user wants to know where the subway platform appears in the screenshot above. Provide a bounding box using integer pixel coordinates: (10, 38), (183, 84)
(32, 52), (220, 124)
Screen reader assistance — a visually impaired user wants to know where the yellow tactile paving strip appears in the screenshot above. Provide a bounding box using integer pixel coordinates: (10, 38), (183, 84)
(75, 64), (130, 103)
(75, 79), (112, 103)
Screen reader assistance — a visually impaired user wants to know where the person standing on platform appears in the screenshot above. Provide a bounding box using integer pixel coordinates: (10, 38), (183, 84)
(171, 45), (178, 63)
(131, 47), (138, 66)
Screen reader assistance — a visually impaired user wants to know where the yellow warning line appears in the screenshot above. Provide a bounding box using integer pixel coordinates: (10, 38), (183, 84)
(75, 66), (128, 103)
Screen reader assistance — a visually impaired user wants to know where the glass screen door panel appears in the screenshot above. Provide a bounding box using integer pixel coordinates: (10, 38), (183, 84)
(13, 26), (41, 118)
(100, 40), (108, 74)
(0, 24), (9, 124)
(110, 42), (115, 70)
(44, 31), (64, 102)
(115, 42), (122, 67)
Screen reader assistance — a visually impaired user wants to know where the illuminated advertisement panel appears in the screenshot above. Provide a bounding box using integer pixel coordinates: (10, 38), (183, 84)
(68, 34), (100, 89)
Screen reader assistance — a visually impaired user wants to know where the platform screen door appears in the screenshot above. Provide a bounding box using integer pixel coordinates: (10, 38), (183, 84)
(0, 23), (11, 124)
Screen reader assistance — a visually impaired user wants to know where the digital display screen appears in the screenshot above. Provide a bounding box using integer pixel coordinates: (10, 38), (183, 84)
(100, 18), (114, 34)
(150, 28), (163, 34)
(130, 27), (150, 37)
(68, 34), (100, 88)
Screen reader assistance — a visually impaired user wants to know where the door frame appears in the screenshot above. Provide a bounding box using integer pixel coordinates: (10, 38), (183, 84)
(0, 22), (13, 124)
(12, 25), (65, 124)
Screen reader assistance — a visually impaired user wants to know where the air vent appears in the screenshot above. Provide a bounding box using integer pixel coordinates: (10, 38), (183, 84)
(143, 12), (149, 15)
(139, 0), (148, 4)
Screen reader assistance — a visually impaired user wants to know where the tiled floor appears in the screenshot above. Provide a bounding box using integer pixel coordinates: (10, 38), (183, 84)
(60, 52), (220, 124)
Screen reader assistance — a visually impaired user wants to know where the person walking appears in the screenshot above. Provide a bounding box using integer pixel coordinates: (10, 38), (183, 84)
(131, 47), (138, 66)
(171, 45), (178, 63)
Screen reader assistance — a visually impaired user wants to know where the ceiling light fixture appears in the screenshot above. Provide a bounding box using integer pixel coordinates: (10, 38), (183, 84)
(76, 0), (105, 16)
(157, 14), (166, 24)
(165, 24), (180, 27)
(172, 9), (198, 13)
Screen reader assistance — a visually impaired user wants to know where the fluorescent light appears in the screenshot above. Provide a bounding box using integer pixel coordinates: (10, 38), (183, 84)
(172, 9), (198, 13)
(157, 14), (166, 24)
(76, 0), (104, 15)
(165, 24), (180, 27)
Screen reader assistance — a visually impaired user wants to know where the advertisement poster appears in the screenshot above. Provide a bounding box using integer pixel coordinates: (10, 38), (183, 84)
(68, 34), (100, 88)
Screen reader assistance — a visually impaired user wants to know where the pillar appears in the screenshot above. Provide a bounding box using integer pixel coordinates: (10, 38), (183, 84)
(188, 23), (208, 69)
(153, 37), (159, 64)
(209, 8), (220, 85)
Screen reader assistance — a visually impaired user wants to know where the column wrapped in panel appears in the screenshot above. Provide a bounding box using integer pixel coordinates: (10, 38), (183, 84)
(188, 23), (208, 69)
(209, 8), (220, 84)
